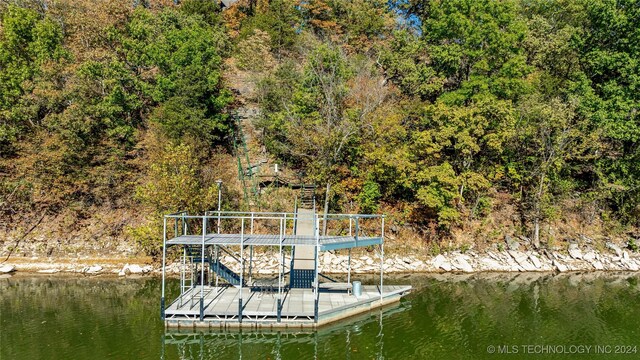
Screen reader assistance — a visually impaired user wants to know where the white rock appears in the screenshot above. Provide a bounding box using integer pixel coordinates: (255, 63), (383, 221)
(439, 261), (452, 272)
(38, 269), (60, 274)
(0, 265), (15, 273)
(568, 244), (583, 260)
(451, 256), (474, 272)
(583, 251), (597, 262)
(365, 258), (374, 266)
(606, 242), (623, 257)
(481, 258), (504, 270)
(85, 265), (102, 274)
(553, 260), (568, 272)
(623, 251), (630, 261)
(592, 261), (605, 270)
(127, 264), (144, 274)
(432, 254), (447, 269)
(529, 254), (542, 269)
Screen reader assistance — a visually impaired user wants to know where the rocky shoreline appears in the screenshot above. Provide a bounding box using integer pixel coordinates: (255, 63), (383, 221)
(1, 241), (639, 276)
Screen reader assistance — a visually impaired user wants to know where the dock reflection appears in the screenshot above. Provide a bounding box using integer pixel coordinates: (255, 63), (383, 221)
(160, 302), (409, 360)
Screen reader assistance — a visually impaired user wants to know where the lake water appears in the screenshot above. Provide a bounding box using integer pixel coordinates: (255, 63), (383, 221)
(2, 272), (639, 359)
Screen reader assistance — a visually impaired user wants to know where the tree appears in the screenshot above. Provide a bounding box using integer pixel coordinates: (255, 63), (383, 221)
(258, 44), (387, 231)
(508, 95), (594, 247)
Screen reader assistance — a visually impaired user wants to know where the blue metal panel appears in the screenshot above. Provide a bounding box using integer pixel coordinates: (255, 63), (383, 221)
(320, 237), (383, 251)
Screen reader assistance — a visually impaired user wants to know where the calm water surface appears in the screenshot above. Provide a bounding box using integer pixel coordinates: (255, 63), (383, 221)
(2, 272), (640, 359)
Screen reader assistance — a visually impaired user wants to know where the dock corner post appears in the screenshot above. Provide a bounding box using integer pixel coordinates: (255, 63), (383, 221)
(199, 297), (204, 321)
(380, 242), (384, 302)
(161, 216), (167, 320)
(239, 218), (244, 324)
(277, 299), (282, 322)
(200, 216), (206, 321)
(314, 298), (319, 324)
(314, 217), (320, 324)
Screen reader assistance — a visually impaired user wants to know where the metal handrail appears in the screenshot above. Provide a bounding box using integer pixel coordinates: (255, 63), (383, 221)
(170, 212), (384, 220)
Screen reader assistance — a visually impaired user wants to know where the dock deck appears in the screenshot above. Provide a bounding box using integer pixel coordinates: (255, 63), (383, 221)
(164, 284), (411, 328)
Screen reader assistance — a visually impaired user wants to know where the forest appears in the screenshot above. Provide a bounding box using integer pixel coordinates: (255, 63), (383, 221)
(0, 0), (638, 257)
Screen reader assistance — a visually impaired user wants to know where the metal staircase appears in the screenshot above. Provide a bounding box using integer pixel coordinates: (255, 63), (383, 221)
(184, 245), (244, 288)
(299, 185), (316, 209)
(211, 260), (242, 286)
(232, 113), (259, 207)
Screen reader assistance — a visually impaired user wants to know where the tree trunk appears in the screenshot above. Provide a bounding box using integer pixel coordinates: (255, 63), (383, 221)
(322, 182), (331, 236)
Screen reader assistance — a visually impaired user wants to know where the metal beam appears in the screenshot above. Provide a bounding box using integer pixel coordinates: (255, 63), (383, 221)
(161, 216), (167, 320)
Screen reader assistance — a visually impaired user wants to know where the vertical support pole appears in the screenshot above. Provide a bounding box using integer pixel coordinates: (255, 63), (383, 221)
(249, 245), (254, 284)
(349, 217), (352, 236)
(180, 246), (185, 306)
(293, 197), (298, 235)
(249, 212), (254, 284)
(380, 216), (385, 302)
(354, 216), (359, 246)
(161, 216), (167, 320)
(239, 218), (244, 323)
(216, 180), (222, 234)
(281, 214), (286, 274)
(314, 214), (320, 323)
(278, 216), (283, 302)
(347, 248), (351, 288)
(214, 245), (219, 289)
(200, 216), (206, 321)
(277, 298), (282, 322)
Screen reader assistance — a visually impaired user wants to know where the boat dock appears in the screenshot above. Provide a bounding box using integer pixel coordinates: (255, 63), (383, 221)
(159, 208), (411, 328)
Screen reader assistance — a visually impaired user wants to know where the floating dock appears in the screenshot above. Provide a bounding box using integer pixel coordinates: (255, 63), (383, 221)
(160, 208), (411, 328)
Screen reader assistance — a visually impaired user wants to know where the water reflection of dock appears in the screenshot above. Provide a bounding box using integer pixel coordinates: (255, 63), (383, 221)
(160, 302), (410, 360)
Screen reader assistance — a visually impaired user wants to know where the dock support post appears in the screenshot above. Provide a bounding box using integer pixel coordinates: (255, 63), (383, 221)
(314, 213), (320, 324)
(278, 216), (283, 302)
(314, 298), (319, 324)
(380, 216), (385, 301)
(249, 212), (254, 284)
(347, 248), (351, 287)
(354, 217), (359, 246)
(161, 216), (167, 320)
(239, 218), (244, 324)
(277, 299), (281, 322)
(200, 217), (207, 320)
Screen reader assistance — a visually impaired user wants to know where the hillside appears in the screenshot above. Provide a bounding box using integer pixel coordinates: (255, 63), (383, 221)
(1, 0), (639, 262)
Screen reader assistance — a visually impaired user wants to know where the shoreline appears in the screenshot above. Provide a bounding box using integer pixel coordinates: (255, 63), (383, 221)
(2, 243), (639, 276)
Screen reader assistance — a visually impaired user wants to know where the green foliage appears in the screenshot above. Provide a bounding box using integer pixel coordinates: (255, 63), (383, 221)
(357, 180), (381, 214)
(2, 0), (640, 255)
(133, 141), (221, 255)
(382, 0), (530, 102)
(0, 5), (66, 154)
(240, 0), (300, 53)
